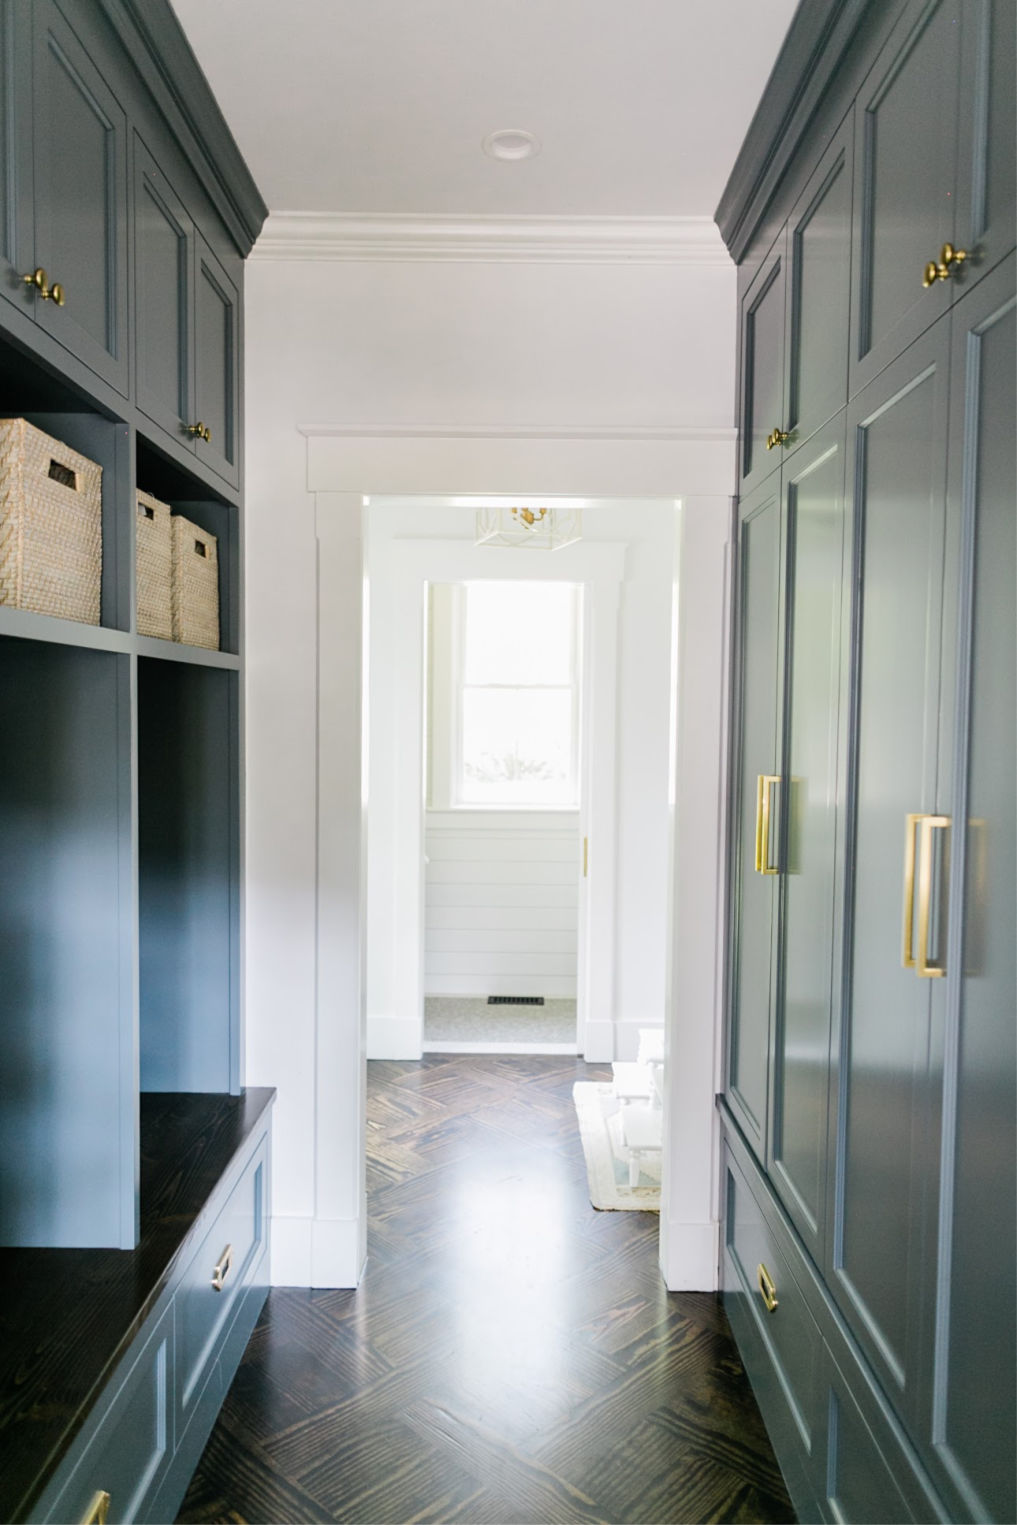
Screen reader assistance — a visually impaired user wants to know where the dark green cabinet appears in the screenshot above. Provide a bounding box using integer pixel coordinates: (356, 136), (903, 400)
(0, 0), (32, 312)
(770, 416), (847, 1265)
(832, 318), (953, 1421)
(923, 253), (1016, 1525)
(134, 136), (192, 443)
(726, 479), (782, 1158)
(193, 232), (240, 489)
(134, 139), (241, 490)
(720, 3), (1015, 1521)
(30, 0), (129, 395)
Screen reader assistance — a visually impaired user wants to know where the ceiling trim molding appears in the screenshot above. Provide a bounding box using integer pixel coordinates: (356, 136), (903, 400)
(297, 423), (736, 442)
(253, 213), (731, 266)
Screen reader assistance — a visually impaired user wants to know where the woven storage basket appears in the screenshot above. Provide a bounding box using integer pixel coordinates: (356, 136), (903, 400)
(171, 514), (219, 650)
(0, 417), (102, 623)
(136, 490), (173, 639)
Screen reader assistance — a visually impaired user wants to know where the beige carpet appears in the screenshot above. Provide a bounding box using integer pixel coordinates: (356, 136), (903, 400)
(572, 1081), (661, 1211)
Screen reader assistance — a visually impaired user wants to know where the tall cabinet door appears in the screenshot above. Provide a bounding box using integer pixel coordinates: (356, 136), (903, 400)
(850, 0), (963, 394)
(0, 0), (33, 312)
(30, 0), (128, 395)
(726, 479), (783, 1160)
(923, 256), (1015, 1525)
(830, 317), (952, 1426)
(768, 417), (847, 1264)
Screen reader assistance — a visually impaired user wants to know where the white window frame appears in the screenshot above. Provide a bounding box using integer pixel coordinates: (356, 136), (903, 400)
(449, 580), (582, 810)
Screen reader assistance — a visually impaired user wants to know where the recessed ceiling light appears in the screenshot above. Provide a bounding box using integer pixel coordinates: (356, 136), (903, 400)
(482, 129), (541, 162)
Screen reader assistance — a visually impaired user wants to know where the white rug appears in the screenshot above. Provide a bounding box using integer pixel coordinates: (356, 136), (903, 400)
(573, 1081), (661, 1212)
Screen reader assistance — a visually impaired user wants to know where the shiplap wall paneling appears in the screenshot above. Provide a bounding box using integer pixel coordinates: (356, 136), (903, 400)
(424, 811), (579, 997)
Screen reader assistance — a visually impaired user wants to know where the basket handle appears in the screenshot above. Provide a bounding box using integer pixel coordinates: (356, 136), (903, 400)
(194, 539), (207, 558)
(47, 459), (78, 491)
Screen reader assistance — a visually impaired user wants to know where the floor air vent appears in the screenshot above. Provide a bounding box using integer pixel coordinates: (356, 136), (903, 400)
(487, 995), (545, 1005)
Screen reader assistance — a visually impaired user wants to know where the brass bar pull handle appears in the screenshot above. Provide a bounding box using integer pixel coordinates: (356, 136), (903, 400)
(902, 813), (923, 968)
(211, 1243), (233, 1292)
(917, 815), (950, 979)
(80, 1490), (110, 1525)
(755, 774), (780, 875)
(757, 1262), (779, 1313)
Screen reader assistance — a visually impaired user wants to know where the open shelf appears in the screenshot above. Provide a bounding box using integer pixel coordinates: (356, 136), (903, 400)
(0, 636), (135, 1250)
(138, 657), (240, 1096)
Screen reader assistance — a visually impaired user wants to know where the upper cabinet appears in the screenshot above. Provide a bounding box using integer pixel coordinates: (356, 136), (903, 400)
(737, 116), (854, 494)
(134, 141), (241, 489)
(851, 0), (1016, 393)
(29, 0), (129, 395)
(0, 0), (255, 495)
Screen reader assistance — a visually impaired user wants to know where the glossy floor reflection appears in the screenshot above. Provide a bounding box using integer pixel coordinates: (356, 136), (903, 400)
(178, 1055), (794, 1524)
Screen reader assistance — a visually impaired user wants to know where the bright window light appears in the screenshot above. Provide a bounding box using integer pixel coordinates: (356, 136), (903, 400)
(456, 581), (580, 807)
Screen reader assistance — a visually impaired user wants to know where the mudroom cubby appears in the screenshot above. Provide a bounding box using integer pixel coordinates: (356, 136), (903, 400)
(0, 0), (267, 1517)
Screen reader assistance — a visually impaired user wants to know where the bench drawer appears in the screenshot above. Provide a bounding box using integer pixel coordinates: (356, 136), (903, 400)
(174, 1130), (267, 1430)
(37, 1304), (172, 1525)
(721, 1141), (824, 1510)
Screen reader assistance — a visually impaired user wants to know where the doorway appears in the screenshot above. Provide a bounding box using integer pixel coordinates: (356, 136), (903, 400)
(422, 579), (584, 1054)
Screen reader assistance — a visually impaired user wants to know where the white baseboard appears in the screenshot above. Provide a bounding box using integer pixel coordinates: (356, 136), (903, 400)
(423, 1040), (579, 1056)
(659, 1216), (720, 1291)
(367, 1014), (423, 1059)
(270, 1214), (366, 1288)
(582, 1019), (616, 1063)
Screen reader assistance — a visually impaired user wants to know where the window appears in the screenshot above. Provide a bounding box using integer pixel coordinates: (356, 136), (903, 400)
(453, 581), (581, 807)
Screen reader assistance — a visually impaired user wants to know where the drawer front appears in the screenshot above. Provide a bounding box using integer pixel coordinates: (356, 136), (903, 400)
(721, 1141), (824, 1514)
(38, 1303), (173, 1525)
(175, 1130), (267, 1428)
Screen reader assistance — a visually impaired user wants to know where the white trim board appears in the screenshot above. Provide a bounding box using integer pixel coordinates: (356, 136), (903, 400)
(253, 212), (731, 266)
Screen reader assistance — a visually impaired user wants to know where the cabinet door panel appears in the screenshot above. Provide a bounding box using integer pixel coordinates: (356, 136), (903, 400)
(770, 420), (846, 1258)
(956, 0), (1016, 291)
(786, 118), (853, 453)
(931, 262), (1015, 1525)
(31, 0), (128, 394)
(135, 137), (192, 443)
(851, 0), (961, 394)
(0, 0), (33, 311)
(726, 484), (782, 1157)
(739, 238), (787, 495)
(833, 322), (951, 1418)
(193, 233), (240, 488)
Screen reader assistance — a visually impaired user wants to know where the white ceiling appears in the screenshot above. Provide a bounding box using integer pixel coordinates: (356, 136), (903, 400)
(171, 0), (799, 220)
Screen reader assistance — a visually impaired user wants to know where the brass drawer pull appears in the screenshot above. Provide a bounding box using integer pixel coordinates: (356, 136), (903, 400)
(757, 1262), (779, 1313)
(80, 1490), (110, 1525)
(211, 1243), (233, 1292)
(917, 815), (950, 979)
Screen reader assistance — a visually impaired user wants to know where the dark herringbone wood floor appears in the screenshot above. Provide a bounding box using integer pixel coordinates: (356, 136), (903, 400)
(177, 1055), (794, 1524)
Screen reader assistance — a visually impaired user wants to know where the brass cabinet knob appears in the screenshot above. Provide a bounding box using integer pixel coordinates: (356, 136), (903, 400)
(922, 241), (968, 288)
(187, 421), (212, 443)
(22, 267), (64, 303)
(765, 428), (790, 451)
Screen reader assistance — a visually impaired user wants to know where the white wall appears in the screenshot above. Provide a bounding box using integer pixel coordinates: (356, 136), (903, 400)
(242, 238), (736, 1286)
(425, 811), (580, 1000)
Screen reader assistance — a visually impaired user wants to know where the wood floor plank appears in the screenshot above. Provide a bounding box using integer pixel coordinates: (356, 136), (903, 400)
(178, 1056), (793, 1525)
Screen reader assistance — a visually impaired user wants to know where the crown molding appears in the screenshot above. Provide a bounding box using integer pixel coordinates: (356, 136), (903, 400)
(253, 213), (731, 266)
(297, 423), (736, 442)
